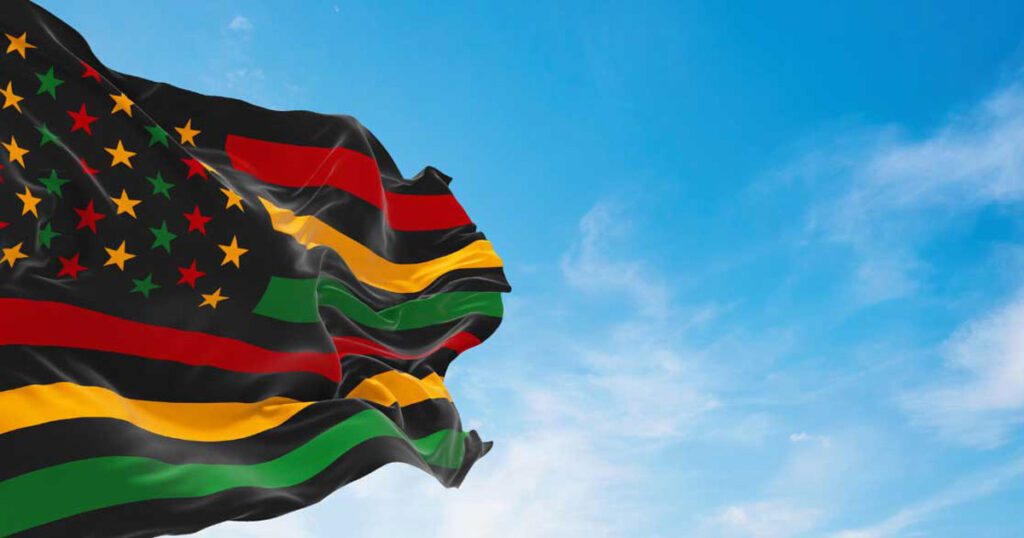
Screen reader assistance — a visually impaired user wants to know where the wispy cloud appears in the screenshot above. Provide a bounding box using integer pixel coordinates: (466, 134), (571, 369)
(831, 455), (1024, 538)
(705, 500), (822, 538)
(903, 290), (1024, 448)
(561, 202), (672, 318)
(198, 13), (301, 109)
(788, 432), (831, 448)
(798, 82), (1024, 305)
(228, 15), (253, 32)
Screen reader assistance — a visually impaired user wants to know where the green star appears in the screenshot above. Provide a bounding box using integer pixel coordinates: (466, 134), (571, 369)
(130, 273), (161, 298)
(36, 123), (59, 146)
(37, 221), (61, 249)
(38, 169), (70, 197)
(144, 125), (169, 147)
(35, 66), (64, 99)
(146, 171), (175, 199)
(148, 220), (178, 253)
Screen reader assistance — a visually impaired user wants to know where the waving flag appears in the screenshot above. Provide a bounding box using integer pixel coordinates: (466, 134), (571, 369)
(0, 1), (508, 535)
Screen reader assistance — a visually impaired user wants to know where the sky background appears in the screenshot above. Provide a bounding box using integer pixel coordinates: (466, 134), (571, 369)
(34, 1), (1024, 536)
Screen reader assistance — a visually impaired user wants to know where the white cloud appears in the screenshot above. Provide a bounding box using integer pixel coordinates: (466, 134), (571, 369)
(798, 82), (1024, 304)
(826, 83), (1024, 228)
(562, 202), (671, 317)
(903, 290), (1024, 448)
(788, 432), (831, 448)
(228, 16), (254, 32)
(706, 500), (822, 538)
(831, 455), (1024, 538)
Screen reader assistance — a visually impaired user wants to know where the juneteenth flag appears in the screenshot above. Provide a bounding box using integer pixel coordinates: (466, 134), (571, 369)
(0, 1), (509, 535)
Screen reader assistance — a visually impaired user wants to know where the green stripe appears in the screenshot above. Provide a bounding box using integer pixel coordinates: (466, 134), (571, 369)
(0, 410), (467, 535)
(253, 275), (503, 329)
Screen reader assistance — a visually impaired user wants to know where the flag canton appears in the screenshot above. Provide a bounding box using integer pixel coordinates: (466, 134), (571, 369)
(0, 29), (318, 338)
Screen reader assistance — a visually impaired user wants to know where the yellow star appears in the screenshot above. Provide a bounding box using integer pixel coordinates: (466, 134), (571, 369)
(4, 33), (35, 59)
(104, 140), (136, 168)
(110, 189), (142, 218)
(1, 242), (28, 268)
(103, 240), (136, 271)
(109, 92), (134, 116)
(0, 81), (23, 112)
(175, 118), (201, 146)
(199, 287), (229, 309)
(220, 187), (244, 211)
(218, 235), (248, 268)
(15, 187), (41, 218)
(2, 136), (28, 167)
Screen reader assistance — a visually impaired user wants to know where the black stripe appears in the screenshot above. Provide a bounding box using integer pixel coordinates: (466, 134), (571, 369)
(0, 345), (338, 402)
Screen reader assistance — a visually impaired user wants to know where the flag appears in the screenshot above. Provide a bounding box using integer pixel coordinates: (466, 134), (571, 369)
(0, 1), (509, 535)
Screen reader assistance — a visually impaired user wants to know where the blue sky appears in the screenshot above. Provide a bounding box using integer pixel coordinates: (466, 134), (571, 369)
(36, 1), (1024, 536)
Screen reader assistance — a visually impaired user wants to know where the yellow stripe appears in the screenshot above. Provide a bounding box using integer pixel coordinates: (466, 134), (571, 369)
(345, 371), (452, 407)
(258, 197), (503, 293)
(0, 382), (311, 442)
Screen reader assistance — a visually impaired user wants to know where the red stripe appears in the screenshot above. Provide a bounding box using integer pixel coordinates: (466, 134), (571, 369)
(224, 135), (472, 231)
(0, 299), (341, 382)
(332, 331), (482, 360)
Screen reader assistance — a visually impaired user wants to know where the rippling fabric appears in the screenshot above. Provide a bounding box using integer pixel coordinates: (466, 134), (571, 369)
(0, 1), (510, 535)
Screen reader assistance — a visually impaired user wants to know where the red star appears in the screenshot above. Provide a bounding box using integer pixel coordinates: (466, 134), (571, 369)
(79, 157), (99, 177)
(0, 162), (4, 183)
(183, 205), (212, 235)
(176, 259), (206, 288)
(181, 158), (208, 180)
(0, 221), (8, 230)
(80, 60), (101, 83)
(67, 103), (98, 135)
(74, 200), (106, 233)
(57, 253), (87, 279)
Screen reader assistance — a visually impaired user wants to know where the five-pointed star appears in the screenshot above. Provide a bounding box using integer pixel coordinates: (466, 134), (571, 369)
(199, 287), (229, 309)
(79, 157), (99, 176)
(37, 221), (60, 249)
(74, 200), (106, 233)
(38, 170), (69, 197)
(4, 32), (35, 58)
(177, 259), (206, 288)
(182, 157), (209, 180)
(183, 205), (212, 234)
(149, 220), (178, 253)
(110, 189), (142, 218)
(2, 136), (28, 167)
(1, 242), (28, 267)
(16, 187), (41, 218)
(220, 188), (244, 211)
(104, 140), (136, 168)
(57, 253), (87, 279)
(146, 171), (175, 198)
(109, 92), (134, 116)
(130, 273), (161, 298)
(218, 235), (248, 267)
(144, 124), (169, 147)
(80, 60), (101, 82)
(1, 81), (23, 112)
(67, 103), (98, 134)
(103, 240), (135, 271)
(175, 118), (201, 146)
(35, 67), (64, 99)
(36, 123), (59, 146)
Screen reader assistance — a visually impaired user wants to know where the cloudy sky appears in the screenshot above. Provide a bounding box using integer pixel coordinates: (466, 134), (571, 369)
(38, 1), (1024, 536)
